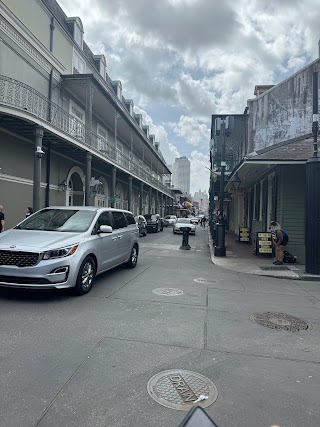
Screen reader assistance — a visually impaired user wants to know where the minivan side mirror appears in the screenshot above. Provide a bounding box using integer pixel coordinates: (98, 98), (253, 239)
(98, 225), (113, 234)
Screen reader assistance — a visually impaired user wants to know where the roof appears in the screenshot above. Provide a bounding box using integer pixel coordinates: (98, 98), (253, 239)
(246, 136), (313, 162)
(226, 136), (314, 191)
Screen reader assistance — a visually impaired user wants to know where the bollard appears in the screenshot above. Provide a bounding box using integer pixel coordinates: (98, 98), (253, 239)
(179, 227), (191, 250)
(214, 223), (226, 256)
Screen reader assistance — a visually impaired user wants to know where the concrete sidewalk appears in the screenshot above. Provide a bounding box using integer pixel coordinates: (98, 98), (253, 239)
(209, 231), (320, 281)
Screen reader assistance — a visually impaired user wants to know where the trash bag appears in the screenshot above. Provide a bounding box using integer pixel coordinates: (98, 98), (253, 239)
(283, 250), (297, 263)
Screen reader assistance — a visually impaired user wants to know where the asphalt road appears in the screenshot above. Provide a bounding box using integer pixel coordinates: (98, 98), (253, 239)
(1, 225), (320, 427)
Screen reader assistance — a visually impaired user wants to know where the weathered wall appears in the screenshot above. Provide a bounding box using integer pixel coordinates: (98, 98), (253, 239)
(247, 60), (320, 153)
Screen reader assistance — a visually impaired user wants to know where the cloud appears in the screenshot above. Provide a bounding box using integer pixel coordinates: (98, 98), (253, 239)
(170, 116), (210, 149)
(190, 151), (210, 194)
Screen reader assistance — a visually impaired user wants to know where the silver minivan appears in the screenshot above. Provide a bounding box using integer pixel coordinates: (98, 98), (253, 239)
(0, 207), (139, 295)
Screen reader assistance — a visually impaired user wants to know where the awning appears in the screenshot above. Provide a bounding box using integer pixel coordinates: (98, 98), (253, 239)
(226, 136), (313, 191)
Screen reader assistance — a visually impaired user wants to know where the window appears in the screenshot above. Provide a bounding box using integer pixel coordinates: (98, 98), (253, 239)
(112, 212), (127, 229)
(97, 125), (108, 151)
(94, 212), (112, 230)
(124, 212), (136, 225)
(69, 101), (85, 140)
(73, 49), (85, 74)
(116, 141), (123, 165)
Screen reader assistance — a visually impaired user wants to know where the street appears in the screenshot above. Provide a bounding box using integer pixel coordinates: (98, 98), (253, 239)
(1, 225), (320, 427)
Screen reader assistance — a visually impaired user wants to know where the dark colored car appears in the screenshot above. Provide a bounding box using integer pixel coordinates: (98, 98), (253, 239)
(135, 215), (147, 236)
(144, 214), (164, 232)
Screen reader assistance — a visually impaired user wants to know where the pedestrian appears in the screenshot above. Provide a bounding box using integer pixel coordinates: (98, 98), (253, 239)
(0, 205), (5, 233)
(202, 217), (207, 228)
(270, 221), (288, 265)
(25, 206), (33, 218)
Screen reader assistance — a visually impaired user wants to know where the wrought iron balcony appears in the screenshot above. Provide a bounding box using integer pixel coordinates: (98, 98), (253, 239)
(0, 75), (171, 195)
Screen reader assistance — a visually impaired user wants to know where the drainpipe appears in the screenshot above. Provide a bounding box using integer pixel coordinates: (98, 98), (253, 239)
(50, 17), (55, 52)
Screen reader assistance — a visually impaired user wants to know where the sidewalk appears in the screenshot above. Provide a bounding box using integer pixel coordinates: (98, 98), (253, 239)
(209, 230), (320, 281)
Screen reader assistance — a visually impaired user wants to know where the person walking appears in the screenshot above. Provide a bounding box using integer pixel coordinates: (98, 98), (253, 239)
(270, 221), (288, 265)
(0, 205), (5, 233)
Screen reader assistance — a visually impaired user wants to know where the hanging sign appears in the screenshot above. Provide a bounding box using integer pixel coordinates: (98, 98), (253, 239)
(239, 227), (250, 243)
(256, 232), (273, 255)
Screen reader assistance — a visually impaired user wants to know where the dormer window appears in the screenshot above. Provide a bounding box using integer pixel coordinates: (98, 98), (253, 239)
(93, 55), (107, 79)
(111, 81), (122, 100)
(65, 17), (84, 49)
(74, 24), (83, 48)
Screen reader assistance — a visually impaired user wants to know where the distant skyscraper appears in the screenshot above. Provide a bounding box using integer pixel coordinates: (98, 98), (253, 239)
(172, 156), (190, 194)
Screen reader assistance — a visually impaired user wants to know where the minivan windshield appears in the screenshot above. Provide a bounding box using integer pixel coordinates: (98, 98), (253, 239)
(14, 209), (97, 232)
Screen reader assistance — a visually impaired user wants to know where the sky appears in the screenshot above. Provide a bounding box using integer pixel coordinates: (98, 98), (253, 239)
(58, 0), (320, 195)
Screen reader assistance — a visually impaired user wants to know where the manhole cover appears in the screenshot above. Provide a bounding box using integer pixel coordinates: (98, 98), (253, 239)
(250, 312), (309, 331)
(147, 369), (218, 410)
(193, 278), (216, 284)
(260, 266), (289, 271)
(152, 288), (183, 296)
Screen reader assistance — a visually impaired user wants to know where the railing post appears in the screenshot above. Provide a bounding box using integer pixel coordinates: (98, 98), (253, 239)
(85, 153), (92, 206)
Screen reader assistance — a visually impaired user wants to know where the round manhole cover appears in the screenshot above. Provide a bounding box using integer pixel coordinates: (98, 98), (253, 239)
(152, 288), (183, 296)
(250, 312), (309, 332)
(147, 369), (218, 410)
(193, 278), (216, 284)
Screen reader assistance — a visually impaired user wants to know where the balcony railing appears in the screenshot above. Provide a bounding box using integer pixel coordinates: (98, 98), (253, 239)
(0, 75), (171, 195)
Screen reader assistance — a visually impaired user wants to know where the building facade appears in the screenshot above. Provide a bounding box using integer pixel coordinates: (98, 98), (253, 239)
(172, 156), (190, 195)
(0, 0), (173, 228)
(211, 60), (320, 264)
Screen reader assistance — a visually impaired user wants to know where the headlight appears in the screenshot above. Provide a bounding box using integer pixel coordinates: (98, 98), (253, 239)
(43, 244), (79, 260)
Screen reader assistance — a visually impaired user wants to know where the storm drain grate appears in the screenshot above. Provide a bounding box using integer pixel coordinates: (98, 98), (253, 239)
(250, 312), (309, 332)
(260, 266), (289, 271)
(152, 288), (183, 296)
(147, 369), (218, 411)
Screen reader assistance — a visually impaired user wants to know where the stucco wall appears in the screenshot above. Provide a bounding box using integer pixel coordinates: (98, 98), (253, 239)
(247, 60), (320, 153)
(2, 0), (51, 50)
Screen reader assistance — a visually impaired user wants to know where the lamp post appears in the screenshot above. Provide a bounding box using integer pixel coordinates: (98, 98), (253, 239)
(214, 116), (233, 257)
(305, 71), (320, 274)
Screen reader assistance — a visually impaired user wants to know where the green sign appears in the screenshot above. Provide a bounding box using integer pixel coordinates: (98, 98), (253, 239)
(108, 196), (115, 204)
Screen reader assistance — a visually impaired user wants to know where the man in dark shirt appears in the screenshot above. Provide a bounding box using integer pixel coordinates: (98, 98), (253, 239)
(0, 205), (5, 233)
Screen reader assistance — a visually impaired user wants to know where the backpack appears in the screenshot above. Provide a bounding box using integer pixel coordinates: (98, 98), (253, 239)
(283, 250), (296, 263)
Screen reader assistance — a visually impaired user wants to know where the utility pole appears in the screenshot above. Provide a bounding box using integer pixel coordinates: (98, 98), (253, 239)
(305, 71), (320, 274)
(214, 116), (234, 257)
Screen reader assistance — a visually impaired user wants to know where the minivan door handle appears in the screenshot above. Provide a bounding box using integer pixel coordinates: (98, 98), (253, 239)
(112, 237), (118, 241)
(118, 235), (122, 239)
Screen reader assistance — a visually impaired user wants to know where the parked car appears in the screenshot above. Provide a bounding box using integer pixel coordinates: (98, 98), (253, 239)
(144, 214), (164, 232)
(135, 215), (147, 236)
(163, 215), (177, 227)
(173, 218), (196, 235)
(0, 207), (139, 295)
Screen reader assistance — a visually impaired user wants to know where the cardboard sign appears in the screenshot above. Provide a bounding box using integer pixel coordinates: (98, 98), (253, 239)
(256, 232), (273, 255)
(239, 227), (250, 243)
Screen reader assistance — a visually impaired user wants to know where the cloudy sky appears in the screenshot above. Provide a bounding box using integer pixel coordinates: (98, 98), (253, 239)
(58, 0), (319, 195)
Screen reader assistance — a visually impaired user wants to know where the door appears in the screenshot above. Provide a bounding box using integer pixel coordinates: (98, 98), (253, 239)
(92, 211), (118, 272)
(110, 211), (132, 263)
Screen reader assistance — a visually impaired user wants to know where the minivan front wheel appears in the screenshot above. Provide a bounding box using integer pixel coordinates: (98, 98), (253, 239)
(73, 256), (96, 295)
(126, 245), (138, 268)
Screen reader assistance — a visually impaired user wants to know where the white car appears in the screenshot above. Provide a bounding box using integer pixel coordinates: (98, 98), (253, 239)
(163, 215), (177, 227)
(173, 218), (196, 235)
